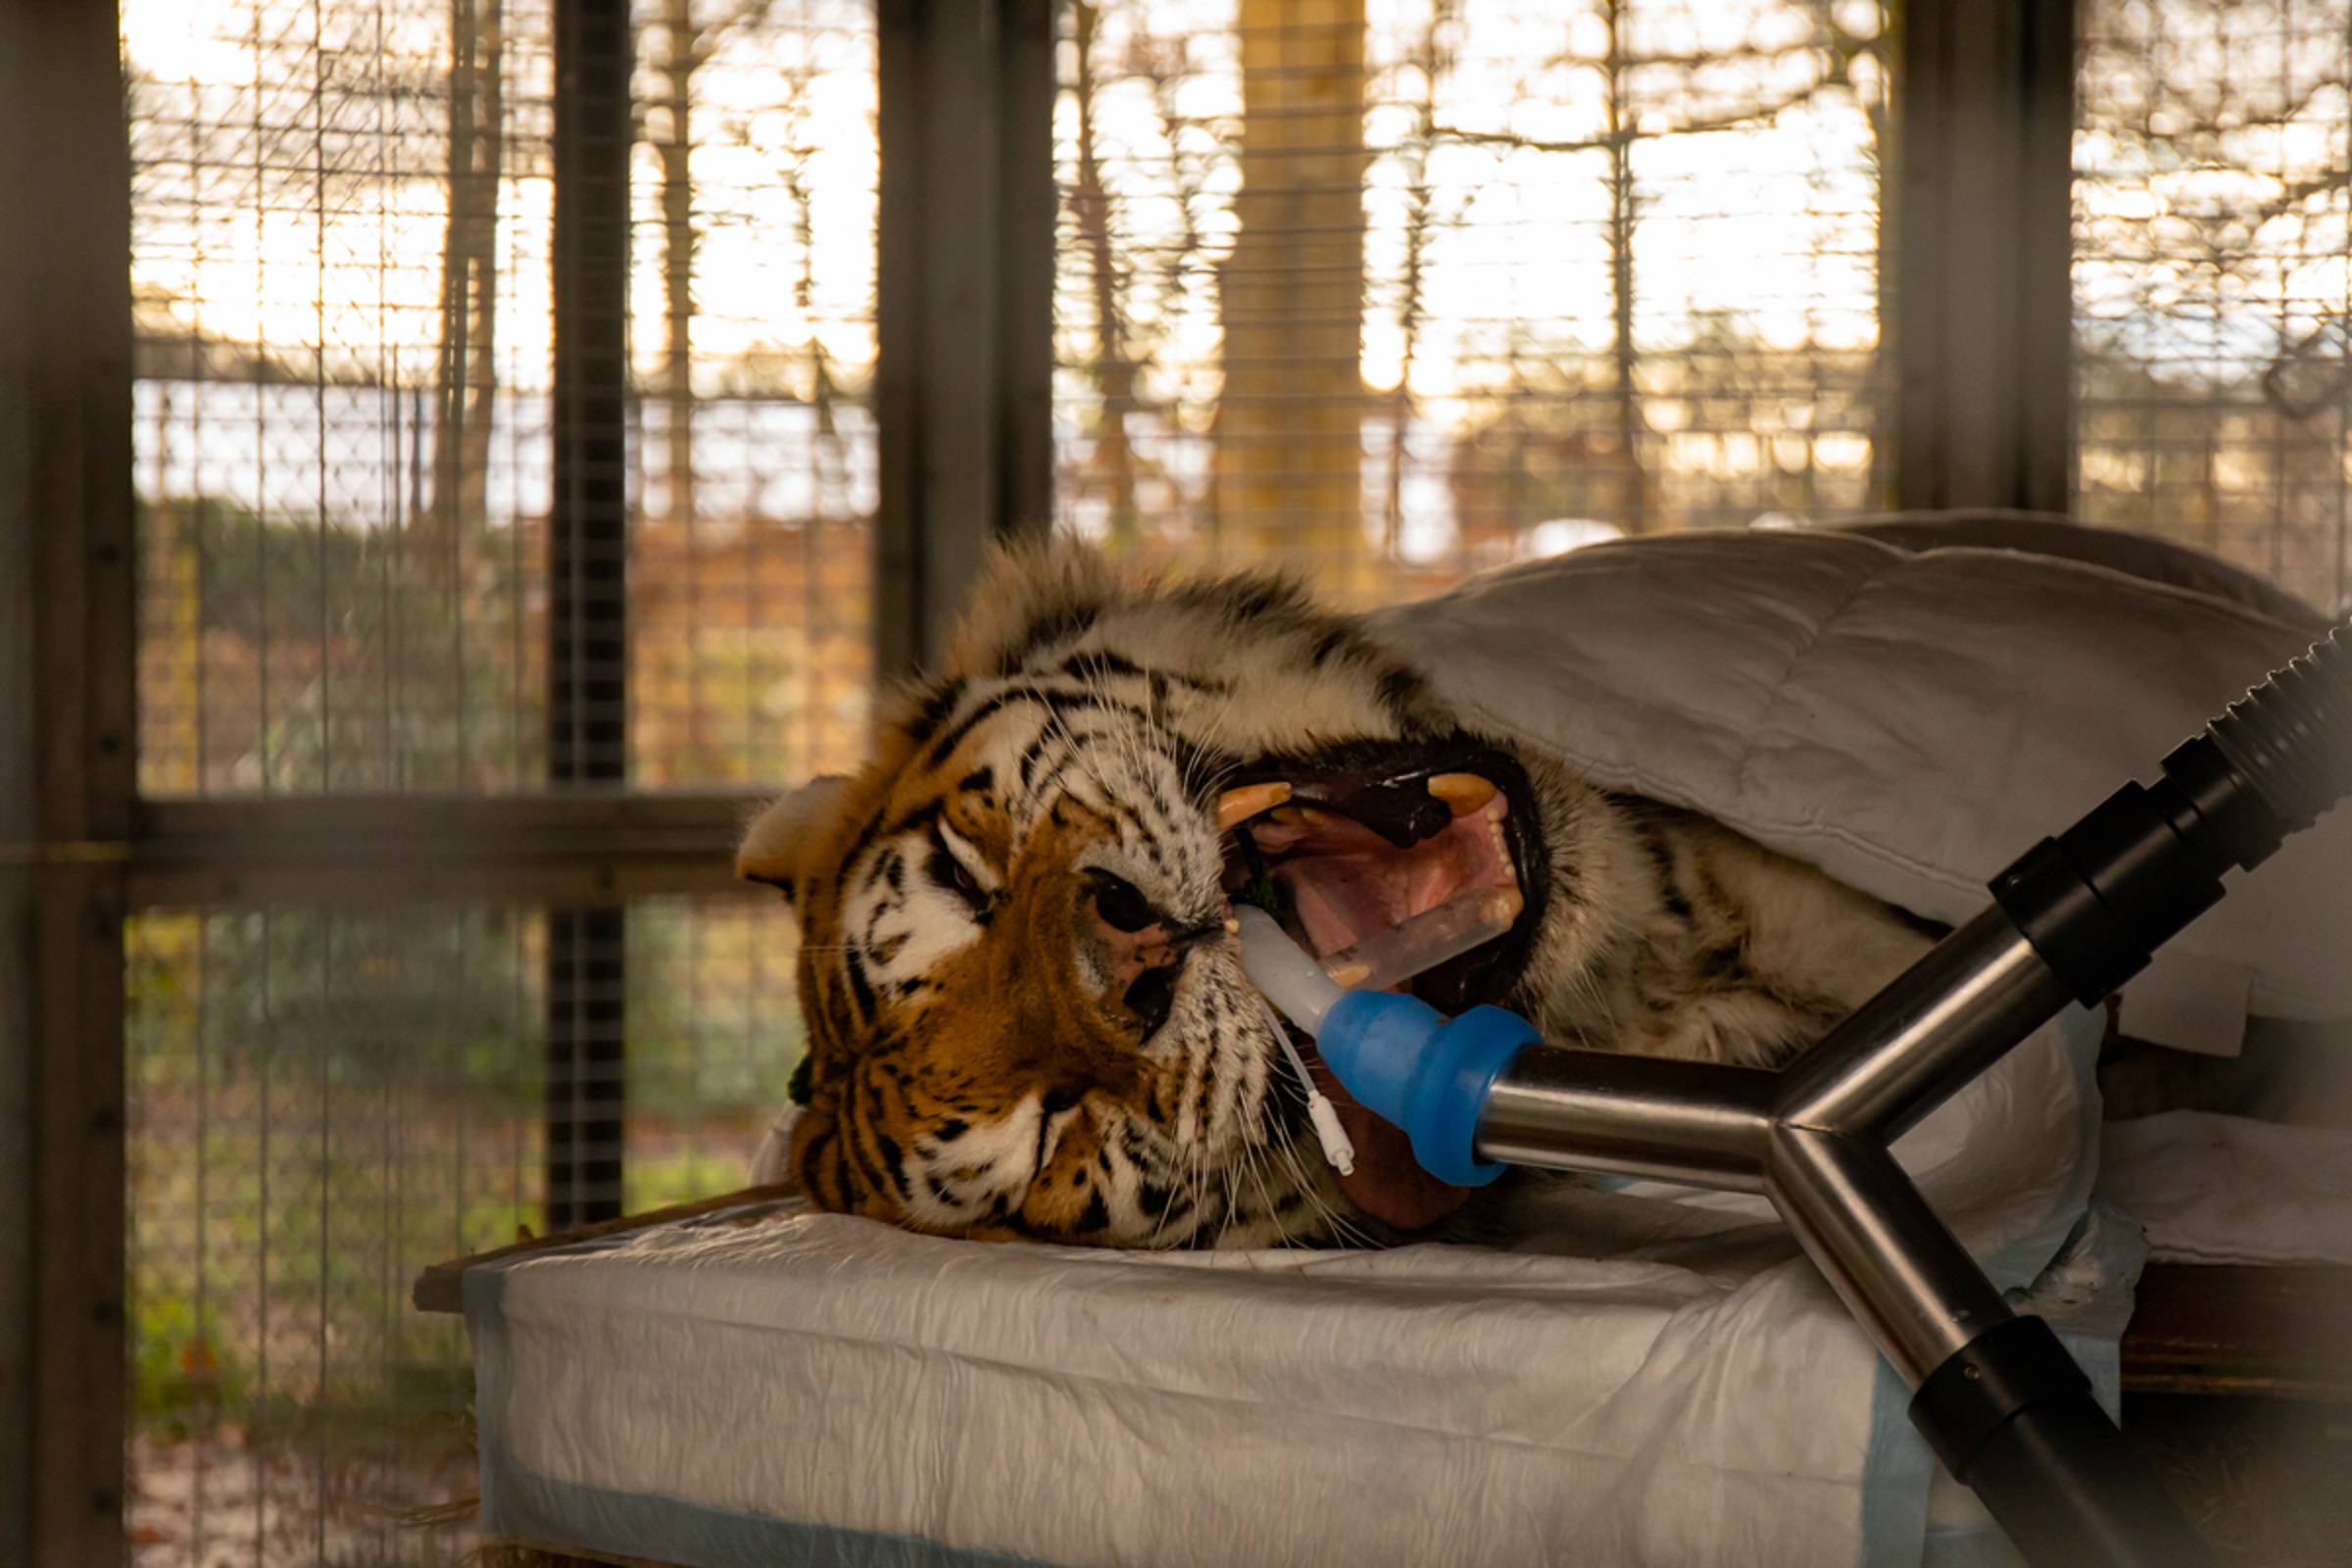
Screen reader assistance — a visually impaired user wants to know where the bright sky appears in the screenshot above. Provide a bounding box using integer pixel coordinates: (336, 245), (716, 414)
(122, 0), (876, 395)
(121, 0), (1893, 406)
(119, 0), (2352, 422)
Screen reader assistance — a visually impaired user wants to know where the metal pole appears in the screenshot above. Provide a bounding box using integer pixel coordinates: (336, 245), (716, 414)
(0, 0), (138, 1559)
(1474, 918), (2213, 1567)
(1774, 908), (2076, 1143)
(1893, 0), (2076, 513)
(1478, 1052), (1777, 1189)
(546, 0), (632, 1229)
(873, 0), (1055, 677)
(1450, 620), (2352, 1568)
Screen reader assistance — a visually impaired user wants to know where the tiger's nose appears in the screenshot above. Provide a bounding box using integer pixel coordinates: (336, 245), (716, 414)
(1085, 871), (1217, 1034)
(1087, 870), (1184, 982)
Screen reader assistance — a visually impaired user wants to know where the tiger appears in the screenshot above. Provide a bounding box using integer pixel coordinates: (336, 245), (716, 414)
(737, 542), (1933, 1249)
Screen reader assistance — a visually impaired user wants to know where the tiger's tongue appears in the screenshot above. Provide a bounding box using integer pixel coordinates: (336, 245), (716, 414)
(1304, 1054), (1475, 1231)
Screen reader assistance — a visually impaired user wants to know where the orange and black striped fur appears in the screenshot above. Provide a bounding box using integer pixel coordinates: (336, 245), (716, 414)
(739, 545), (1931, 1248)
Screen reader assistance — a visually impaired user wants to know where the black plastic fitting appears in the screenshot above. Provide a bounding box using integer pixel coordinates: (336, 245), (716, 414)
(1913, 1317), (2216, 1568)
(1990, 622), (2350, 1007)
(1910, 1314), (2088, 1477)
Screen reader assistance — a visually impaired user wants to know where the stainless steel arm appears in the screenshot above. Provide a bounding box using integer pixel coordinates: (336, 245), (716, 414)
(1466, 915), (2212, 1568)
(1773, 908), (2076, 1141)
(1468, 950), (2034, 1389)
(1477, 1050), (1776, 1190)
(1763, 1124), (2013, 1384)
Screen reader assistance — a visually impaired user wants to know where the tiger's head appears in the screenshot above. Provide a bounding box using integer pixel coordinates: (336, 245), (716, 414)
(740, 544), (1596, 1248)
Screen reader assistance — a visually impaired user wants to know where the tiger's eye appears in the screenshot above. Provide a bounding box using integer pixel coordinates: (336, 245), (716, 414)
(1091, 872), (1159, 933)
(927, 824), (987, 907)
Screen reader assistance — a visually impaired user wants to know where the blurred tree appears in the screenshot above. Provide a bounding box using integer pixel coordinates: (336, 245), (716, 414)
(649, 0), (786, 527)
(1432, 0), (1893, 539)
(1057, 11), (1223, 553)
(1219, 0), (1373, 587)
(430, 0), (504, 564)
(657, 0), (704, 523)
(1058, 0), (1898, 569)
(1369, 0), (1459, 561)
(1069, 0), (1143, 548)
(2075, 0), (2352, 608)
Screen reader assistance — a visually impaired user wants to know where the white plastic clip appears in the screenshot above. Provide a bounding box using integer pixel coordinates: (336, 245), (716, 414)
(1254, 993), (1356, 1177)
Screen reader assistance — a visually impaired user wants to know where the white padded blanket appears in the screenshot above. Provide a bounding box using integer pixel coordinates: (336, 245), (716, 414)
(1369, 530), (2352, 1054)
(470, 531), (2309, 1567)
(470, 1000), (2115, 1568)
(468, 1173), (2132, 1568)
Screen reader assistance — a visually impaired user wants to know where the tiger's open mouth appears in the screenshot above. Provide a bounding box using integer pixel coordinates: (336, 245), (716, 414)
(1215, 738), (1545, 1231)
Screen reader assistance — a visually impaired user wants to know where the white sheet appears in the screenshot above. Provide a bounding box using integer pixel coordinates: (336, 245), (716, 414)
(2099, 1110), (2352, 1265)
(468, 1200), (2132, 1568)
(472, 1007), (2114, 1568)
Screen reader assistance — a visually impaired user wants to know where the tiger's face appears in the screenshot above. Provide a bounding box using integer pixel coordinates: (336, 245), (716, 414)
(741, 548), (1550, 1248)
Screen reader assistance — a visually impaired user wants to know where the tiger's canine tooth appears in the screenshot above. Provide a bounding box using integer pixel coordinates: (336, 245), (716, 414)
(1216, 781), (1293, 830)
(1427, 772), (1499, 814)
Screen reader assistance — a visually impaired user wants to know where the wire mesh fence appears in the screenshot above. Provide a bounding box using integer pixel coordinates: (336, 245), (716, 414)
(124, 906), (536, 1566)
(122, 894), (799, 1568)
(2076, 0), (2352, 616)
(624, 898), (808, 1208)
(127, 0), (557, 795)
(626, 0), (875, 787)
(128, 0), (876, 797)
(1052, 0), (1895, 602)
(112, 0), (2352, 1559)
(123, 0), (867, 1559)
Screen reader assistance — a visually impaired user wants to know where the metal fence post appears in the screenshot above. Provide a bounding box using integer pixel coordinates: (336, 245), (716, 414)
(874, 0), (1057, 677)
(1893, 0), (2078, 514)
(546, 0), (634, 1228)
(0, 0), (138, 1561)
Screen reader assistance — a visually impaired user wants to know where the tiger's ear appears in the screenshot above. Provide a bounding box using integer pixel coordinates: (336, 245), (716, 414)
(737, 774), (853, 901)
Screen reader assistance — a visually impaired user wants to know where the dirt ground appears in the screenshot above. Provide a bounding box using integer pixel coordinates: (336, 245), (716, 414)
(2131, 1395), (2352, 1568)
(128, 1428), (478, 1568)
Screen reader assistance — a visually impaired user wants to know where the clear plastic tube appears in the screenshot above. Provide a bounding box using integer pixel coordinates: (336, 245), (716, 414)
(1317, 889), (1522, 992)
(1234, 906), (1343, 1034)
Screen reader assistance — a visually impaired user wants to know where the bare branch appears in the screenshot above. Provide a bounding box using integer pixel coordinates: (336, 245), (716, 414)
(1430, 76), (1840, 158)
